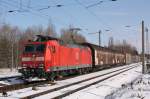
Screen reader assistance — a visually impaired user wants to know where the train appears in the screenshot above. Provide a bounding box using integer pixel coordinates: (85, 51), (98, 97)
(19, 35), (140, 80)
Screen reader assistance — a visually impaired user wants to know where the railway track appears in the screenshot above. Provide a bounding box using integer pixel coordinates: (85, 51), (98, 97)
(0, 75), (21, 81)
(0, 80), (54, 93)
(19, 64), (138, 99)
(51, 66), (137, 99)
(0, 75), (23, 87)
(0, 64), (134, 93)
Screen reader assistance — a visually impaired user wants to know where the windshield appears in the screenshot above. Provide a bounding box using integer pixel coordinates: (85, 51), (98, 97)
(24, 44), (45, 53)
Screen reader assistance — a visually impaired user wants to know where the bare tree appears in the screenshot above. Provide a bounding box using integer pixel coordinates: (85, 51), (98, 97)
(108, 38), (138, 54)
(60, 26), (86, 44)
(0, 24), (20, 69)
(45, 22), (56, 37)
(108, 37), (114, 48)
(0, 22), (58, 69)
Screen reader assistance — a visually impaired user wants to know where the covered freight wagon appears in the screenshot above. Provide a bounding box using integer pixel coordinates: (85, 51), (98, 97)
(80, 43), (126, 69)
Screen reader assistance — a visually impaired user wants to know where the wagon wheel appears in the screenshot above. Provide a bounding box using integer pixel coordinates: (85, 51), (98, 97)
(79, 68), (83, 75)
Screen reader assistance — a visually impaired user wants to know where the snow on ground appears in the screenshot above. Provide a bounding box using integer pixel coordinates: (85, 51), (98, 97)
(34, 65), (137, 99)
(63, 63), (142, 99)
(0, 68), (22, 86)
(0, 64), (135, 98)
(0, 63), (141, 99)
(0, 68), (21, 78)
(56, 63), (139, 86)
(0, 77), (24, 86)
(110, 74), (150, 99)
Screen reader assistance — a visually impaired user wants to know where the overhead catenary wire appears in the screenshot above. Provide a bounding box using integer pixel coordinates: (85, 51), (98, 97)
(74, 0), (114, 31)
(51, 0), (81, 28)
(1, 0), (118, 39)
(37, 4), (63, 11)
(1, 0), (46, 16)
(75, 0), (117, 36)
(86, 0), (117, 8)
(86, 0), (104, 8)
(31, 1), (99, 10)
(0, 2), (21, 16)
(88, 30), (102, 46)
(0, 0), (115, 29)
(0, 0), (66, 25)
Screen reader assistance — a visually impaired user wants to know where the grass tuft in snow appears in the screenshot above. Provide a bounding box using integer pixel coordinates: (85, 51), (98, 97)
(107, 74), (150, 99)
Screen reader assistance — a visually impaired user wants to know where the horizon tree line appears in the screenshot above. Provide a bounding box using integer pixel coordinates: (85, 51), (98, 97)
(0, 23), (138, 69)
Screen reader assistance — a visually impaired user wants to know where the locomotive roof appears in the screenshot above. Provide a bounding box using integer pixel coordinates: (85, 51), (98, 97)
(35, 35), (88, 48)
(32, 35), (138, 55)
(35, 35), (59, 41)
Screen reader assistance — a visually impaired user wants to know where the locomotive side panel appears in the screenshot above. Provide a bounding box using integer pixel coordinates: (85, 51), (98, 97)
(81, 48), (92, 68)
(48, 44), (92, 71)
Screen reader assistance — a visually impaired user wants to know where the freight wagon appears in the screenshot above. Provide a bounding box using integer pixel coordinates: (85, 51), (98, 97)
(81, 43), (126, 69)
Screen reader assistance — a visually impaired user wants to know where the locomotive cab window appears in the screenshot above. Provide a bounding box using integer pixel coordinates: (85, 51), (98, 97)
(36, 44), (45, 52)
(24, 45), (34, 53)
(24, 44), (45, 53)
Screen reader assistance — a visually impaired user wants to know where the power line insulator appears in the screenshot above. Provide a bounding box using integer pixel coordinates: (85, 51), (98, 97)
(56, 5), (63, 7)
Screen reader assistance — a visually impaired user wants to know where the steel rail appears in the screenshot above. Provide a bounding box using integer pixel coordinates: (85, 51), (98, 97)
(20, 65), (137, 99)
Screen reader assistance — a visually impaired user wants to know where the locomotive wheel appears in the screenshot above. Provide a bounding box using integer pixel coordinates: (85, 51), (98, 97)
(56, 71), (63, 79)
(79, 69), (83, 75)
(46, 72), (56, 82)
(82, 68), (86, 74)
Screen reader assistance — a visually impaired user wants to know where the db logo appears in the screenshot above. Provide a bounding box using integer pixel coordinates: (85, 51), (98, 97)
(48, 46), (56, 53)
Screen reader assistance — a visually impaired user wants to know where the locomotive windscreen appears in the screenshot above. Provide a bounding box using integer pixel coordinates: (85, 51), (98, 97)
(24, 44), (45, 53)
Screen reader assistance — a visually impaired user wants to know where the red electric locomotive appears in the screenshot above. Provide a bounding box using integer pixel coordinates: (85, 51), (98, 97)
(19, 35), (92, 80)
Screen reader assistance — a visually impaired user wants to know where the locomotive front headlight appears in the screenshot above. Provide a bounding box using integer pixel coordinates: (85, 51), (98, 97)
(22, 57), (31, 61)
(23, 68), (27, 71)
(39, 64), (44, 67)
(36, 57), (44, 61)
(23, 64), (27, 67)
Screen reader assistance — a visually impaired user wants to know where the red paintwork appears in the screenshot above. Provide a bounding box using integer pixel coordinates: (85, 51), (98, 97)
(21, 40), (92, 72)
(44, 40), (92, 72)
(21, 42), (46, 68)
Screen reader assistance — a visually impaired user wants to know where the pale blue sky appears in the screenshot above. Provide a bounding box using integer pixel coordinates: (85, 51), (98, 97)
(0, 0), (150, 52)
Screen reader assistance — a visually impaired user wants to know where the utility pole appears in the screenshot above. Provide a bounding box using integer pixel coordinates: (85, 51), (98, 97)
(11, 42), (14, 71)
(98, 30), (101, 46)
(146, 28), (149, 54)
(142, 20), (145, 74)
(69, 27), (81, 43)
(88, 30), (101, 46)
